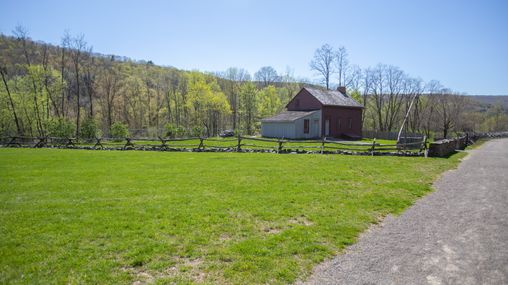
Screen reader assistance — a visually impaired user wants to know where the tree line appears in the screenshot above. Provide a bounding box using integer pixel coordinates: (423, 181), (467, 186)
(1, 27), (506, 141)
(0, 26), (303, 139)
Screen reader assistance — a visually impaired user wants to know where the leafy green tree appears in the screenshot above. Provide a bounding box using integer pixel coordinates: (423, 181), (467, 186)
(349, 89), (362, 103)
(79, 117), (100, 140)
(110, 122), (129, 141)
(257, 85), (282, 120)
(186, 72), (230, 136)
(238, 82), (257, 135)
(47, 118), (75, 138)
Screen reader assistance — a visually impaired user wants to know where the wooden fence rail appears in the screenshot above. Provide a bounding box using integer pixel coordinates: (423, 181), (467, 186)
(0, 135), (428, 156)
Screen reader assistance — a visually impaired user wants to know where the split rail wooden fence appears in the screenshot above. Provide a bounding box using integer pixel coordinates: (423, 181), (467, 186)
(0, 135), (428, 156)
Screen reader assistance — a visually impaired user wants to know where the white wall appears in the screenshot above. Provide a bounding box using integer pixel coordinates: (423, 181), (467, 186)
(261, 111), (321, 139)
(294, 111), (321, 139)
(261, 122), (296, 139)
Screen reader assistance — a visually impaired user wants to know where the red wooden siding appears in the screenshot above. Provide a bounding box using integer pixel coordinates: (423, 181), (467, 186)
(286, 89), (322, 111)
(321, 106), (362, 138)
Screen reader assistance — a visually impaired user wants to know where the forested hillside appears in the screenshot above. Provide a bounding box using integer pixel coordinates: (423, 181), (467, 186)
(0, 30), (304, 139)
(1, 28), (506, 140)
(468, 95), (508, 109)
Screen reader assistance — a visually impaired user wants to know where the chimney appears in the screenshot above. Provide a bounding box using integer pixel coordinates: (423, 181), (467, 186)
(337, 86), (347, 94)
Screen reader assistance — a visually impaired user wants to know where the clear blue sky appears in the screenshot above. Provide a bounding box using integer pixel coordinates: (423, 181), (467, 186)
(1, 0), (507, 94)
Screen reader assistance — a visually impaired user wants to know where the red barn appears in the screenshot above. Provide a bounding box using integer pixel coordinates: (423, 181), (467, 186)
(261, 87), (363, 139)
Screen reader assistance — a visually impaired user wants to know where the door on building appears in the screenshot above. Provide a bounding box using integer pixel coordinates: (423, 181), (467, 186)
(325, 119), (330, 136)
(312, 119), (320, 138)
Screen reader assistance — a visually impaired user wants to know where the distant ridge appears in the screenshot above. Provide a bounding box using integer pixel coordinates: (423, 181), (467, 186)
(468, 95), (508, 109)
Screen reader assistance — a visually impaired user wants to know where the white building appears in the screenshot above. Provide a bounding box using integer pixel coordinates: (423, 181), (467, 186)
(261, 110), (321, 139)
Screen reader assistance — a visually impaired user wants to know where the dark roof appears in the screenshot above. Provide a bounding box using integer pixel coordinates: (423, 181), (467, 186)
(303, 87), (363, 108)
(261, 110), (319, 123)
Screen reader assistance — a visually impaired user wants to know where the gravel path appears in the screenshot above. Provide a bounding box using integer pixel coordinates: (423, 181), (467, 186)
(300, 138), (508, 285)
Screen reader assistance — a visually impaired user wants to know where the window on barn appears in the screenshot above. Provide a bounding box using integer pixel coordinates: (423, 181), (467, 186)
(304, 119), (309, 134)
(348, 118), (352, 129)
(295, 99), (300, 108)
(337, 118), (341, 130)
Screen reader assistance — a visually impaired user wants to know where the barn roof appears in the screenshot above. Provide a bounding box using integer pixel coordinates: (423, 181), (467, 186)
(261, 110), (319, 123)
(303, 87), (363, 108)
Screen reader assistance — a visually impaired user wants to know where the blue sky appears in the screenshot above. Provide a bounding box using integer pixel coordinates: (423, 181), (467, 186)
(1, 0), (507, 94)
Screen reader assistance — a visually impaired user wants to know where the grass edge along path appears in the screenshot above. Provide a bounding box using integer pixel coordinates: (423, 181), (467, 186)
(0, 148), (466, 284)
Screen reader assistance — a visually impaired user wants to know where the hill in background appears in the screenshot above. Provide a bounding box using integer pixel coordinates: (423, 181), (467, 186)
(469, 95), (508, 110)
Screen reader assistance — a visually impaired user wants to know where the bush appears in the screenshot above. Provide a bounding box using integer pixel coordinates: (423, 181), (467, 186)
(80, 117), (100, 140)
(47, 118), (75, 138)
(189, 126), (204, 137)
(164, 123), (175, 138)
(110, 122), (129, 141)
(164, 124), (187, 138)
(174, 126), (185, 138)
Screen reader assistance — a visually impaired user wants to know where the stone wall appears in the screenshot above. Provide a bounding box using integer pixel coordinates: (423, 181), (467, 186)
(428, 136), (467, 157)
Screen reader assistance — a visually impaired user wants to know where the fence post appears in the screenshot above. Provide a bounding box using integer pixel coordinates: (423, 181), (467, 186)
(198, 137), (205, 151)
(277, 139), (283, 154)
(237, 135), (242, 152)
(93, 137), (104, 149)
(158, 136), (168, 150)
(65, 137), (75, 148)
(371, 138), (376, 156)
(321, 137), (325, 154)
(423, 135), (428, 158)
(123, 137), (134, 150)
(35, 136), (48, 148)
(7, 136), (20, 147)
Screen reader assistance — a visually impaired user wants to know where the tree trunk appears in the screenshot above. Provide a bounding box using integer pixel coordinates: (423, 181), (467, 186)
(75, 59), (81, 138)
(0, 67), (22, 135)
(61, 47), (66, 118)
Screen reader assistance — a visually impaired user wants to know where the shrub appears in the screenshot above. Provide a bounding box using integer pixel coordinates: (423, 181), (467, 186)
(164, 124), (187, 138)
(190, 126), (204, 137)
(174, 126), (185, 138)
(80, 117), (100, 140)
(47, 118), (75, 138)
(110, 122), (129, 141)
(164, 123), (175, 138)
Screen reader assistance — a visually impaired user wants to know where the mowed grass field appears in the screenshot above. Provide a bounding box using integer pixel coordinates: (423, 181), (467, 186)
(0, 148), (464, 284)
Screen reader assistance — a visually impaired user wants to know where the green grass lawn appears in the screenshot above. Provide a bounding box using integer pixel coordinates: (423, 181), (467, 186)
(0, 148), (464, 284)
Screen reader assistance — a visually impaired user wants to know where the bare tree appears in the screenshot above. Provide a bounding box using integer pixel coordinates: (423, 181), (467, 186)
(434, 92), (467, 138)
(369, 64), (387, 131)
(396, 78), (423, 141)
(60, 31), (71, 118)
(13, 25), (33, 66)
(165, 70), (183, 127)
(99, 60), (120, 130)
(420, 80), (443, 137)
(254, 66), (278, 87)
(0, 65), (22, 135)
(367, 64), (410, 131)
(404, 78), (424, 134)
(336, 46), (349, 86)
(14, 25), (44, 135)
(344, 65), (362, 90)
(82, 47), (95, 118)
(221, 67), (250, 130)
(383, 65), (406, 131)
(41, 43), (63, 119)
(70, 33), (88, 137)
(310, 44), (336, 90)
